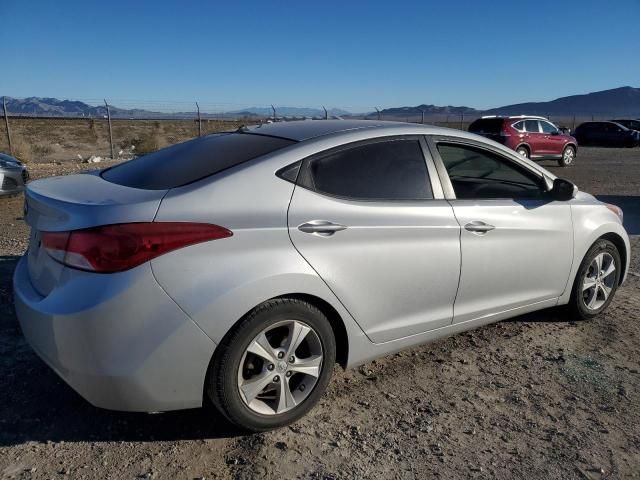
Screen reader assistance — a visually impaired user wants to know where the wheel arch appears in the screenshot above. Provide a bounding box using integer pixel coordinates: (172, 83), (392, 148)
(564, 142), (578, 154)
(272, 293), (349, 369)
(598, 232), (628, 285)
(515, 143), (531, 156)
(202, 291), (352, 406)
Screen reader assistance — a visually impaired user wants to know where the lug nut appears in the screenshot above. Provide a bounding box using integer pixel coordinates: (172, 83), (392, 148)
(267, 364), (274, 371)
(277, 351), (285, 359)
(286, 371), (292, 377)
(299, 384), (305, 392)
(273, 375), (280, 383)
(289, 356), (295, 363)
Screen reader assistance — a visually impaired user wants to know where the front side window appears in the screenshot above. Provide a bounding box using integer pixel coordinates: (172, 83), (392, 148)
(524, 120), (540, 133)
(540, 121), (558, 134)
(437, 143), (545, 200)
(306, 139), (432, 200)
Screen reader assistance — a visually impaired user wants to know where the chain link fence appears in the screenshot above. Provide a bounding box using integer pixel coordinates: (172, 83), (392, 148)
(1, 96), (638, 163)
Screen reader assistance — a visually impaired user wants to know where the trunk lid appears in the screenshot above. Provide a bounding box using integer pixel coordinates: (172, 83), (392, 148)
(24, 172), (167, 296)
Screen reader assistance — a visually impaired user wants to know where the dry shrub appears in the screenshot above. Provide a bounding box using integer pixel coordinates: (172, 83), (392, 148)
(11, 137), (32, 163)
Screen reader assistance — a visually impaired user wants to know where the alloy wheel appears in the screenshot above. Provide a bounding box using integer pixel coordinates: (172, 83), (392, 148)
(563, 147), (575, 165)
(237, 320), (323, 415)
(582, 252), (616, 310)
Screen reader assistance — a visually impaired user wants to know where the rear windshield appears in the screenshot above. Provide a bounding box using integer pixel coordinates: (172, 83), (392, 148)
(101, 133), (295, 189)
(468, 118), (504, 134)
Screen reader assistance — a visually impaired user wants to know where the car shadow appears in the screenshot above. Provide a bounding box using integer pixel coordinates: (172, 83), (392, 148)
(0, 255), (245, 447)
(595, 195), (640, 235)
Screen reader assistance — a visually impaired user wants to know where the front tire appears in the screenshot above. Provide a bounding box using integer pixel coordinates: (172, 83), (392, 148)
(569, 239), (621, 320)
(207, 298), (336, 432)
(558, 145), (576, 167)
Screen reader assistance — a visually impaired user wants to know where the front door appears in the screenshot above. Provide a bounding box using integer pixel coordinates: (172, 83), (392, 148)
(287, 136), (461, 343)
(431, 140), (573, 324)
(539, 120), (565, 156)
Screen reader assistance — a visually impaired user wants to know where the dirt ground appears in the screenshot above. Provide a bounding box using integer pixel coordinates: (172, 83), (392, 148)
(0, 147), (639, 479)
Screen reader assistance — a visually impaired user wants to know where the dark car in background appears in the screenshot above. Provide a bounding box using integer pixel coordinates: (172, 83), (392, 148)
(469, 116), (578, 167)
(0, 153), (29, 196)
(611, 119), (640, 133)
(574, 121), (640, 148)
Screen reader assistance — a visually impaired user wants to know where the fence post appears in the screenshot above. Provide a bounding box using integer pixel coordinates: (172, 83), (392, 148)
(104, 99), (115, 159)
(2, 97), (13, 156)
(196, 102), (202, 137)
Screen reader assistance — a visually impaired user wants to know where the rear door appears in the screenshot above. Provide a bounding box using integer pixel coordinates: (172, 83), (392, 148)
(287, 136), (461, 343)
(523, 120), (545, 156)
(429, 137), (573, 323)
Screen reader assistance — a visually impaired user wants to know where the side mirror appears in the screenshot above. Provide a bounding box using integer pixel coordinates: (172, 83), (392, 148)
(551, 178), (577, 201)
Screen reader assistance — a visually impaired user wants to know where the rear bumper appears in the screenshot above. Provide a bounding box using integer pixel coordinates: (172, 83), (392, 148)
(13, 256), (216, 412)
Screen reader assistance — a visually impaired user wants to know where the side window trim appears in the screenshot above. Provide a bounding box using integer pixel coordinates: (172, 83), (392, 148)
(425, 135), (547, 201)
(295, 135), (445, 202)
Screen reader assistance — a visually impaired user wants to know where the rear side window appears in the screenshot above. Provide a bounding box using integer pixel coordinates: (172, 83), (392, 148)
(468, 118), (504, 134)
(101, 133), (295, 189)
(524, 120), (540, 133)
(305, 139), (432, 201)
(512, 121), (525, 132)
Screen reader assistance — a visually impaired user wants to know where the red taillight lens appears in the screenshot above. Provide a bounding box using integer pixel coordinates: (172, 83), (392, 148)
(41, 222), (233, 273)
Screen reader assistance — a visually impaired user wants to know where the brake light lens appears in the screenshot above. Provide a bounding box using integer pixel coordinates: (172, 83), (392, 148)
(41, 222), (233, 273)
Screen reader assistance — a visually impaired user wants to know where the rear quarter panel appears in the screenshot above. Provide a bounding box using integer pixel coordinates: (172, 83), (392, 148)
(150, 148), (369, 361)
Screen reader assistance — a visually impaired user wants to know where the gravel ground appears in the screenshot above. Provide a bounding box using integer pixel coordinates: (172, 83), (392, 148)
(0, 147), (639, 479)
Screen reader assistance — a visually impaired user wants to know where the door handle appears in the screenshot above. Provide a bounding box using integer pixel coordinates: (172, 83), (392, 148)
(464, 221), (495, 234)
(298, 220), (347, 236)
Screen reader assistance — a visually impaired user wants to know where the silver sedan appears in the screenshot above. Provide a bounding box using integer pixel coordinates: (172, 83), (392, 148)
(13, 120), (630, 431)
(0, 153), (28, 196)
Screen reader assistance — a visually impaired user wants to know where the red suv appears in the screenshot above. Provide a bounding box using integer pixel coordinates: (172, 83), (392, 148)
(468, 116), (578, 167)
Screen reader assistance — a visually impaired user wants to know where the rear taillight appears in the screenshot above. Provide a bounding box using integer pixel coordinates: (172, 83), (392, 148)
(41, 222), (233, 273)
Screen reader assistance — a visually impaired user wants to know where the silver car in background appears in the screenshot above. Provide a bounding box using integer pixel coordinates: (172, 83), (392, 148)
(13, 121), (629, 432)
(0, 153), (29, 196)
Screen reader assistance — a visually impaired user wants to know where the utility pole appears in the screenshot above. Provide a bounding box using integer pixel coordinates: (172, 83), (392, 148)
(271, 105), (276, 121)
(375, 107), (381, 120)
(322, 105), (328, 120)
(421, 110), (425, 124)
(196, 102), (202, 137)
(2, 97), (13, 156)
(104, 99), (114, 159)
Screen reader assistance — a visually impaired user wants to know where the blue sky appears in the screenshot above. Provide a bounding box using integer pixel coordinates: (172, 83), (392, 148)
(1, 0), (638, 111)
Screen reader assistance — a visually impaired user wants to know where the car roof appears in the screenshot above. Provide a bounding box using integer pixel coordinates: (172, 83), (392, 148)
(477, 115), (549, 121)
(244, 119), (422, 141)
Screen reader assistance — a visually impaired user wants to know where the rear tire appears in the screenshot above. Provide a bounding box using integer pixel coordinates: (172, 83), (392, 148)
(558, 145), (576, 167)
(516, 146), (529, 158)
(569, 239), (621, 320)
(207, 298), (336, 432)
